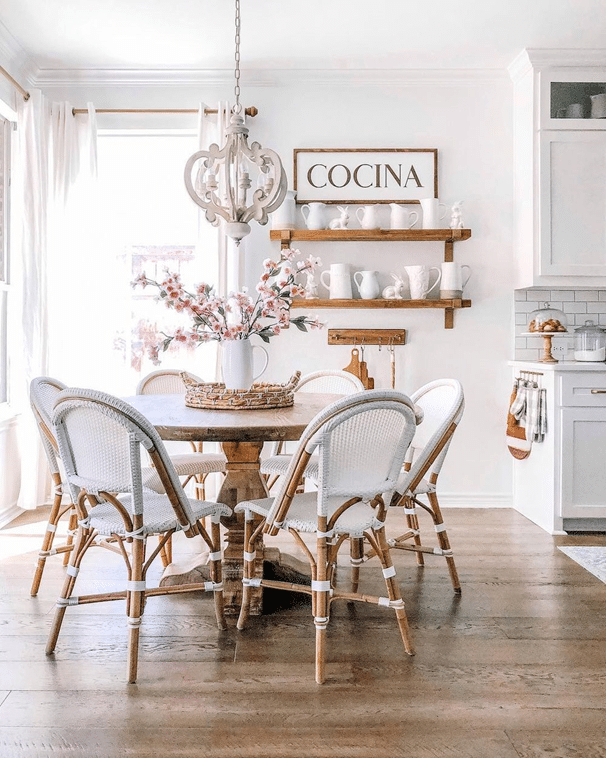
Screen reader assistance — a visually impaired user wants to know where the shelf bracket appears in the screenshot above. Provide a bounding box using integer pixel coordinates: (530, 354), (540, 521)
(444, 240), (454, 263)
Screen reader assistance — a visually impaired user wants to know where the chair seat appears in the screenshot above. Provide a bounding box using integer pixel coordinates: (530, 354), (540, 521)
(169, 452), (227, 476)
(84, 493), (231, 537)
(236, 491), (385, 537)
(260, 454), (319, 480)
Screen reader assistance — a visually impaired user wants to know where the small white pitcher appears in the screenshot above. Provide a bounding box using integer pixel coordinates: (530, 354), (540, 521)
(320, 263), (352, 299)
(420, 198), (448, 229)
(355, 205), (380, 229)
(271, 190), (297, 230)
(353, 270), (380, 300)
(440, 262), (472, 299)
(405, 265), (442, 300)
(389, 203), (419, 230)
(300, 202), (328, 230)
(221, 338), (269, 390)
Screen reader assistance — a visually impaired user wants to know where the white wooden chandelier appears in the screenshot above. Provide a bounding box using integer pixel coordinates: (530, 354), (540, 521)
(184, 0), (287, 244)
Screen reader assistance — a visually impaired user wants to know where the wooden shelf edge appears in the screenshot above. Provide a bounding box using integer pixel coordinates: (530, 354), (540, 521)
(270, 228), (472, 243)
(291, 298), (472, 309)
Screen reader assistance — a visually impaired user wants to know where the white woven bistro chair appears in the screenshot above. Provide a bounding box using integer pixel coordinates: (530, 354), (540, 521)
(29, 377), (76, 595)
(352, 378), (465, 593)
(137, 369), (227, 501)
(260, 369), (365, 490)
(235, 389), (418, 684)
(46, 387), (231, 684)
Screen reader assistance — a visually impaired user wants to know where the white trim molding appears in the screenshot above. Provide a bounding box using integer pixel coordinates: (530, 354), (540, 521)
(437, 493), (512, 509)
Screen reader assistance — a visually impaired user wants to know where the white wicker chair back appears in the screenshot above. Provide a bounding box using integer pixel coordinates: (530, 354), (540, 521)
(267, 390), (416, 524)
(296, 370), (365, 395)
(30, 377), (67, 475)
(136, 369), (203, 396)
(401, 378), (464, 492)
(52, 388), (197, 527)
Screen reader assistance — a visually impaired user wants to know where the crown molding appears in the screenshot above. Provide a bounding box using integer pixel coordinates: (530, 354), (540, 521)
(0, 21), (37, 89)
(33, 66), (508, 89)
(510, 48), (606, 79)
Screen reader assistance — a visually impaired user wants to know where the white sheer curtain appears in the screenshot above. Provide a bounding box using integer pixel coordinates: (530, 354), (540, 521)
(13, 91), (97, 509)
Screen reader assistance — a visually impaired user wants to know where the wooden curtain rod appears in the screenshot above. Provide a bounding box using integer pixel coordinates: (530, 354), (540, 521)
(71, 106), (258, 116)
(0, 65), (30, 101)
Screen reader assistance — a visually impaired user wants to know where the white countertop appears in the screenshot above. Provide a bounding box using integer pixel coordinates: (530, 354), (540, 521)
(509, 360), (606, 372)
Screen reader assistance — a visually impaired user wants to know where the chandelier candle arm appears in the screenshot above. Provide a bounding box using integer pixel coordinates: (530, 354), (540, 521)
(183, 0), (287, 243)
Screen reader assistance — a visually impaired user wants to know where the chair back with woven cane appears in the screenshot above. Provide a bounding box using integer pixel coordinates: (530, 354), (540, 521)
(236, 390), (417, 683)
(29, 377), (75, 596)
(136, 369), (226, 500)
(47, 388), (230, 683)
(262, 369), (365, 485)
(387, 378), (465, 593)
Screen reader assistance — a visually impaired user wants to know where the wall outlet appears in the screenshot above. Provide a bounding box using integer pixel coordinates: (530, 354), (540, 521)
(551, 342), (569, 358)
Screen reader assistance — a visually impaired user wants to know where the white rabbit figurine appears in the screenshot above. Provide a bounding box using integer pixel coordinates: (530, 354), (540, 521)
(329, 206), (350, 230)
(449, 201), (464, 230)
(382, 273), (406, 299)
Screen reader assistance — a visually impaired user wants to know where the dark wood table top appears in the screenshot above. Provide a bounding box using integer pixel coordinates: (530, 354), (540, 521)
(124, 392), (343, 443)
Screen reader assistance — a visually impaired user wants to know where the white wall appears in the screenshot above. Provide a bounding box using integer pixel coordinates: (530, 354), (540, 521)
(7, 70), (515, 510)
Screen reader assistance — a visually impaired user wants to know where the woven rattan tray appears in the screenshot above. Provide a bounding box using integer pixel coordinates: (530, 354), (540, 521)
(181, 371), (301, 410)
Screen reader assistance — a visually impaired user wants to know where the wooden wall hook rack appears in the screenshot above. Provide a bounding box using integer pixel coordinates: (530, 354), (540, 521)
(327, 329), (407, 346)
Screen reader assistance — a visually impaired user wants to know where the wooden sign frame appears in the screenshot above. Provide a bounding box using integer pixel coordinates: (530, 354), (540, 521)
(293, 148), (438, 205)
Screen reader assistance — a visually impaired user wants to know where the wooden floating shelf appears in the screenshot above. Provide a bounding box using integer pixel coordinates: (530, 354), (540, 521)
(292, 298), (471, 329)
(270, 228), (472, 243)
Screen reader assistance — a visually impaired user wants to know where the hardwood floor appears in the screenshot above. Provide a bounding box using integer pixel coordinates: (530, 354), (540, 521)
(0, 506), (605, 757)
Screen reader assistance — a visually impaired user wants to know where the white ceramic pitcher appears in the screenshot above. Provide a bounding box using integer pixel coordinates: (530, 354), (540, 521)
(271, 190), (297, 230)
(355, 205), (380, 229)
(221, 338), (269, 390)
(405, 265), (441, 300)
(301, 202), (328, 230)
(320, 263), (352, 299)
(353, 270), (380, 300)
(389, 203), (419, 230)
(420, 198), (448, 229)
(591, 93), (606, 119)
(440, 262), (472, 299)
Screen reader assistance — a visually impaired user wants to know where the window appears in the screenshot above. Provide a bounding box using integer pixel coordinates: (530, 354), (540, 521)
(95, 133), (219, 393)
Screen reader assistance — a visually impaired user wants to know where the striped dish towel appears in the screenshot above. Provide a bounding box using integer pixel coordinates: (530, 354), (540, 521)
(507, 379), (547, 457)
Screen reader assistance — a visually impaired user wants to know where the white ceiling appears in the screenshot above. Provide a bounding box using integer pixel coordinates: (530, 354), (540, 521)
(1, 0), (606, 75)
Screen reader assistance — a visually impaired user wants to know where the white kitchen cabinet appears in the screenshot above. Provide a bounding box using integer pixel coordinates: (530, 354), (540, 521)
(510, 50), (606, 288)
(511, 361), (606, 533)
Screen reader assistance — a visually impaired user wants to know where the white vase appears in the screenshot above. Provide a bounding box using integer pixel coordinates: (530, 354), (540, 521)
(221, 338), (269, 390)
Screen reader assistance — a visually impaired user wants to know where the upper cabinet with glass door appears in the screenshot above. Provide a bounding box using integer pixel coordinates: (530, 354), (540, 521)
(510, 50), (606, 288)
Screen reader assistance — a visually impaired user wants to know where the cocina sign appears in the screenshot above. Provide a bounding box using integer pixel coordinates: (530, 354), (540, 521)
(293, 148), (438, 204)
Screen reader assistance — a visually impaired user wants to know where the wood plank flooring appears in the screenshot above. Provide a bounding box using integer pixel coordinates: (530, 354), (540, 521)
(0, 506), (605, 757)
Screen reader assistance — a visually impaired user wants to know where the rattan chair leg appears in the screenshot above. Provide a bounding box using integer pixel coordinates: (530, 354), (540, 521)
(237, 515), (255, 631)
(210, 519), (227, 630)
(375, 526), (414, 656)
(315, 621), (327, 685)
(126, 537), (146, 684)
(427, 491), (460, 593)
(63, 509), (78, 566)
(403, 500), (424, 566)
(349, 536), (364, 593)
(46, 528), (90, 655)
(31, 490), (65, 596)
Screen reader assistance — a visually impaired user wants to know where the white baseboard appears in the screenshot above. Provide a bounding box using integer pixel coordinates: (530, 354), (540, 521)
(438, 493), (513, 508)
(0, 504), (24, 529)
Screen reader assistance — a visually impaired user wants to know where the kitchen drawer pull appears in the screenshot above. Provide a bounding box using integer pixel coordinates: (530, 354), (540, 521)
(590, 389), (606, 394)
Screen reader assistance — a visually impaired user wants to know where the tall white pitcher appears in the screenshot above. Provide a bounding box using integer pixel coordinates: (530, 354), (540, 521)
(440, 262), (472, 299)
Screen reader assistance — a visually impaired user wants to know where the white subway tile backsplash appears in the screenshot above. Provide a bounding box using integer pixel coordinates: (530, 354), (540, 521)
(514, 289), (606, 360)
(579, 290), (599, 301)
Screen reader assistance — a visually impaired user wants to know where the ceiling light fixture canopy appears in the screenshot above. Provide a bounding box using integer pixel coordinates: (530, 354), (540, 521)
(184, 0), (287, 244)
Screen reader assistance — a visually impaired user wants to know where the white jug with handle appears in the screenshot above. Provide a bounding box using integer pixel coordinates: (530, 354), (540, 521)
(355, 205), (380, 229)
(301, 202), (328, 230)
(440, 262), (472, 299)
(271, 190), (297, 230)
(320, 263), (352, 299)
(420, 198), (448, 229)
(405, 265), (441, 300)
(353, 270), (380, 300)
(389, 203), (419, 229)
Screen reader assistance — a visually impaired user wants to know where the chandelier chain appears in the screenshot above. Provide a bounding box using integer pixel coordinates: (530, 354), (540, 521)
(233, 0), (241, 113)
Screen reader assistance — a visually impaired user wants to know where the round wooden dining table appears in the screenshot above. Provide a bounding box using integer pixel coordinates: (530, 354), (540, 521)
(124, 391), (342, 615)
